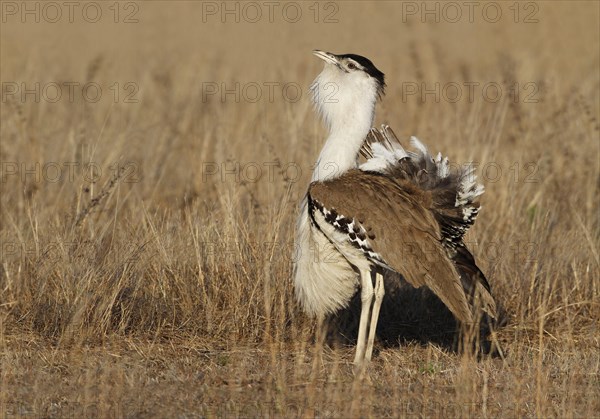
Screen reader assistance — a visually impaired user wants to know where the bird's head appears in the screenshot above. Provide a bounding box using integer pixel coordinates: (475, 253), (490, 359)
(310, 50), (385, 134)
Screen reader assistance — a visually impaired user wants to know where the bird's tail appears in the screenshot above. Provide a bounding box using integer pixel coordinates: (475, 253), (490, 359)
(361, 125), (483, 245)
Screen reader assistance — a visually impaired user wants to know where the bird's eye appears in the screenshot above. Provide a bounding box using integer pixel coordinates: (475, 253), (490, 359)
(347, 62), (357, 70)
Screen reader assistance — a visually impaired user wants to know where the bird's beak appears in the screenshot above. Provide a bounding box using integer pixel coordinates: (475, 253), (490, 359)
(313, 50), (339, 66)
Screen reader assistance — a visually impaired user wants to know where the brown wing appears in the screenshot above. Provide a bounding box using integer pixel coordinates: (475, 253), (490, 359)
(308, 169), (473, 324)
(360, 126), (497, 320)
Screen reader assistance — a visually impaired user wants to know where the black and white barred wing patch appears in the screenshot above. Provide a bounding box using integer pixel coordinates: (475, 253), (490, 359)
(307, 195), (388, 268)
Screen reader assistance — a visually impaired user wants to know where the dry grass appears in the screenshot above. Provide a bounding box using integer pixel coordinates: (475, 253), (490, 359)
(1, 2), (599, 417)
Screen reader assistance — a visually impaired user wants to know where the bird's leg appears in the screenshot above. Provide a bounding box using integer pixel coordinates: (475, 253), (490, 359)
(365, 272), (384, 361)
(314, 313), (327, 357)
(353, 269), (374, 371)
(310, 314), (327, 381)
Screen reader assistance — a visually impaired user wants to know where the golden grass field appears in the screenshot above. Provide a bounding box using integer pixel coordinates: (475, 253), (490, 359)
(1, 1), (599, 417)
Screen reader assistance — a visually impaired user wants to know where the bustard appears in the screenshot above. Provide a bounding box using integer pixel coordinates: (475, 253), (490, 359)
(293, 50), (498, 371)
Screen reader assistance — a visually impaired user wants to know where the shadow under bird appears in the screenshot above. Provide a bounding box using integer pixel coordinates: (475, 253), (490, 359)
(293, 50), (499, 372)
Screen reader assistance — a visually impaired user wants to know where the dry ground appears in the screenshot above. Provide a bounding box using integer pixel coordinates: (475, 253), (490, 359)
(1, 1), (599, 417)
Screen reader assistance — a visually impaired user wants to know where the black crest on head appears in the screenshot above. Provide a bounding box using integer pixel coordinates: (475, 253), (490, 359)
(338, 53), (386, 97)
